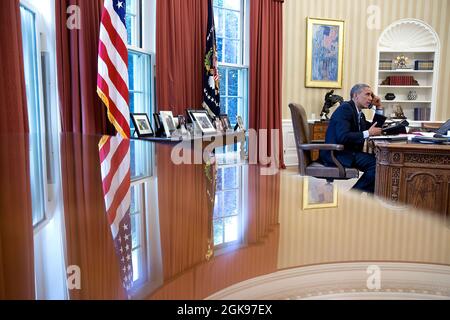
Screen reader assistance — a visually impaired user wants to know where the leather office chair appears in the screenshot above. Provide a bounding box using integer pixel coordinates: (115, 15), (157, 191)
(289, 103), (359, 183)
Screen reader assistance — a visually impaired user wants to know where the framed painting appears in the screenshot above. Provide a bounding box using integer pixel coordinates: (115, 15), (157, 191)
(305, 17), (345, 88)
(302, 177), (338, 210)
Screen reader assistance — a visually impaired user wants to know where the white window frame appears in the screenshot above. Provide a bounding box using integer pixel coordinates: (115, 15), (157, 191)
(214, 0), (249, 128)
(20, 0), (53, 232)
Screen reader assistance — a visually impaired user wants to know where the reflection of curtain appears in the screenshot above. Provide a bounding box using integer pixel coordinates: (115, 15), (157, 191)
(60, 134), (125, 299)
(249, 0), (285, 168)
(0, 0), (28, 133)
(0, 135), (34, 299)
(156, 0), (208, 115)
(55, 0), (114, 135)
(155, 143), (210, 280)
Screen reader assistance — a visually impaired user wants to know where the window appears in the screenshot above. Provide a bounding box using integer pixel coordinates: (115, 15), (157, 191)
(126, 0), (154, 180)
(214, 0), (249, 128)
(125, 0), (158, 290)
(213, 165), (246, 249)
(20, 4), (46, 227)
(126, 0), (141, 47)
(212, 1), (249, 250)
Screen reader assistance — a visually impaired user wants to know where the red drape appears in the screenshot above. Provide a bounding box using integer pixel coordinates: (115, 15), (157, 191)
(60, 134), (125, 299)
(0, 0), (29, 134)
(0, 135), (35, 300)
(0, 0), (35, 299)
(156, 0), (208, 115)
(56, 0), (114, 134)
(249, 0), (285, 168)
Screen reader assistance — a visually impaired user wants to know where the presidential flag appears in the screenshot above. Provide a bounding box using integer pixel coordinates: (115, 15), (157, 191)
(202, 0), (221, 118)
(97, 0), (133, 293)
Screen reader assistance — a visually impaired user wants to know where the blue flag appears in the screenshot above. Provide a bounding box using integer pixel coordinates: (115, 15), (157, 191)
(202, 0), (221, 118)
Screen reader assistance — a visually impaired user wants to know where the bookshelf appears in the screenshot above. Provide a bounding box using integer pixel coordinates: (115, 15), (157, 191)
(376, 19), (440, 121)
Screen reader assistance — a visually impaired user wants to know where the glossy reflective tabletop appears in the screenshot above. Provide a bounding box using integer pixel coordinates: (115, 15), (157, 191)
(0, 133), (449, 300)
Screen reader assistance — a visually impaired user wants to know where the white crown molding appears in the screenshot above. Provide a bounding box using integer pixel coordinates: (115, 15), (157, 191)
(206, 262), (450, 300)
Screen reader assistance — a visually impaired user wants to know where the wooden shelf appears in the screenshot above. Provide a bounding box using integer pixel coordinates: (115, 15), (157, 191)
(378, 70), (433, 73)
(378, 85), (432, 88)
(381, 100), (431, 103)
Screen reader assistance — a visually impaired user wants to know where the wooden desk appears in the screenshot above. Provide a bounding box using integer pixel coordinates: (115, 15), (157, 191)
(374, 141), (450, 216)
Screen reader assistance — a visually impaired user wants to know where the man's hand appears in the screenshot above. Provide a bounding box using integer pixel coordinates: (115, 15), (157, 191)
(371, 95), (382, 108)
(368, 123), (382, 136)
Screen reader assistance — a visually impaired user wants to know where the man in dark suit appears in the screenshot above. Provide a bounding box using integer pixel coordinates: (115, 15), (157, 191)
(320, 84), (383, 193)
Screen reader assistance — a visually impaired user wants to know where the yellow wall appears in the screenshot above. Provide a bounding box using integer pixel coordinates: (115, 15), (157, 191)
(282, 0), (450, 121)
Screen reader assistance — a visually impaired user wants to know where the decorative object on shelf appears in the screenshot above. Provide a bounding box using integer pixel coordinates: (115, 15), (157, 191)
(407, 90), (418, 100)
(130, 113), (154, 137)
(320, 89), (343, 121)
(391, 104), (406, 119)
(414, 60), (434, 70)
(379, 60), (392, 70)
(305, 17), (345, 88)
(384, 93), (396, 101)
(394, 54), (410, 69)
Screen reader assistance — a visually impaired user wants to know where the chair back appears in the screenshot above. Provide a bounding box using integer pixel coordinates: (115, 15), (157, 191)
(289, 103), (313, 175)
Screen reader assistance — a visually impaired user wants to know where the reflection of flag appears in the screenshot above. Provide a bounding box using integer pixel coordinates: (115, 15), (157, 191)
(202, 0), (221, 117)
(97, 0), (133, 293)
(97, 0), (130, 139)
(99, 135), (133, 292)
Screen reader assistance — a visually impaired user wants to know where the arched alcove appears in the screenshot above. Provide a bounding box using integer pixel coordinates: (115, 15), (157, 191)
(376, 19), (440, 121)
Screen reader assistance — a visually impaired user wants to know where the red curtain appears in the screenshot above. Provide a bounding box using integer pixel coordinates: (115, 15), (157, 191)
(249, 0), (285, 168)
(56, 0), (114, 134)
(60, 134), (125, 299)
(0, 0), (35, 299)
(0, 135), (35, 300)
(0, 0), (29, 134)
(156, 0), (208, 115)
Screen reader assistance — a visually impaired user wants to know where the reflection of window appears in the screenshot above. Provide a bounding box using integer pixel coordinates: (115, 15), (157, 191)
(213, 165), (245, 249)
(130, 183), (147, 285)
(20, 4), (46, 227)
(213, 0), (249, 128)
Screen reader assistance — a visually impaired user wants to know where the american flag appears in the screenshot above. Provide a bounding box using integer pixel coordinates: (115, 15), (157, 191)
(97, 0), (130, 139)
(96, 0), (133, 293)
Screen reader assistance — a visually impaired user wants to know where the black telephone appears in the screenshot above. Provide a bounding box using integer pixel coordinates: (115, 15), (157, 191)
(382, 119), (409, 135)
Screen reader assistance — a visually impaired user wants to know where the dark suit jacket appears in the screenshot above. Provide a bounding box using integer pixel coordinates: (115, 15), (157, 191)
(319, 100), (372, 168)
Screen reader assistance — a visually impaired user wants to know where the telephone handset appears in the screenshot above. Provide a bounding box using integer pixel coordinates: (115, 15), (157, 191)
(382, 119), (409, 135)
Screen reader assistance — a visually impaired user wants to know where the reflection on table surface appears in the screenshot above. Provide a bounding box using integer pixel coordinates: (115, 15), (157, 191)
(0, 133), (449, 299)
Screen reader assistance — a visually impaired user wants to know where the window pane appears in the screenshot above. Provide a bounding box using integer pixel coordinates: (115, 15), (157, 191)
(224, 216), (238, 243)
(20, 6), (46, 227)
(224, 39), (239, 64)
(225, 10), (239, 39)
(132, 248), (141, 282)
(128, 51), (152, 179)
(213, 218), (224, 246)
(227, 69), (238, 96)
(216, 37), (223, 63)
(126, 0), (139, 47)
(214, 8), (224, 38)
(131, 212), (141, 249)
(219, 67), (226, 96)
(215, 0), (241, 11)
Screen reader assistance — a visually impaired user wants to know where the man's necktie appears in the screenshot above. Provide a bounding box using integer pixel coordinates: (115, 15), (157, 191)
(359, 112), (366, 132)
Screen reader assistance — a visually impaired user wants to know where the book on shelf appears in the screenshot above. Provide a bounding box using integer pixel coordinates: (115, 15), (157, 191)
(414, 107), (431, 121)
(414, 60), (434, 70)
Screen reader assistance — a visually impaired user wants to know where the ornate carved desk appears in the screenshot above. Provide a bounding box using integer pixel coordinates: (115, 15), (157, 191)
(374, 141), (450, 216)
